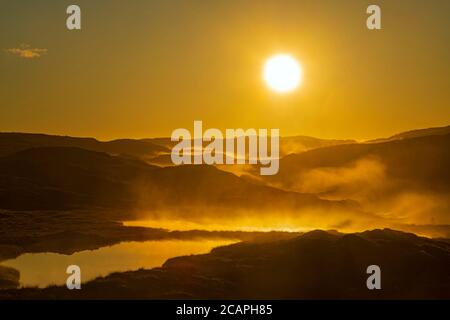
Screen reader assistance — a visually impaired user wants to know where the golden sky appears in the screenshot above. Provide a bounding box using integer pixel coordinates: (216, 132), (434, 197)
(1, 0), (449, 140)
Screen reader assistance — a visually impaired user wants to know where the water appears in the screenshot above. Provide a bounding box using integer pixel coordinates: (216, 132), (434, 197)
(1, 239), (235, 288)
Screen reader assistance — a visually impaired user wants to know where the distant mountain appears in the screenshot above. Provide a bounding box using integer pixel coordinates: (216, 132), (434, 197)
(0, 132), (169, 159)
(261, 132), (450, 228)
(144, 136), (356, 160)
(279, 136), (356, 155)
(275, 133), (450, 192)
(1, 127), (449, 229)
(0, 147), (359, 218)
(0, 133), (356, 169)
(2, 126), (447, 164)
(4, 229), (449, 299)
(368, 125), (450, 143)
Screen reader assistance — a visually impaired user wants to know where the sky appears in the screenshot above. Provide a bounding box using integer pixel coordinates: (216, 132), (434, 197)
(1, 0), (449, 140)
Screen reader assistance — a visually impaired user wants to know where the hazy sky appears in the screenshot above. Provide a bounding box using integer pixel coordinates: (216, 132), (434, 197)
(1, 0), (449, 140)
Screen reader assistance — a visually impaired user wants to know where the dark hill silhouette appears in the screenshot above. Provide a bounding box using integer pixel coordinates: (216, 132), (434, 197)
(368, 125), (450, 143)
(0, 132), (168, 159)
(0, 147), (359, 216)
(271, 133), (450, 193)
(0, 147), (158, 210)
(3, 229), (449, 299)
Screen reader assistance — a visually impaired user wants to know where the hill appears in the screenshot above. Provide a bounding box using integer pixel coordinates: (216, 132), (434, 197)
(368, 125), (450, 143)
(0, 132), (168, 159)
(263, 133), (450, 227)
(0, 147), (359, 219)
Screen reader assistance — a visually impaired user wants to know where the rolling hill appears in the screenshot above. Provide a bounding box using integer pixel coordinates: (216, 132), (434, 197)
(273, 133), (450, 192)
(368, 125), (450, 143)
(0, 147), (359, 218)
(0, 132), (168, 159)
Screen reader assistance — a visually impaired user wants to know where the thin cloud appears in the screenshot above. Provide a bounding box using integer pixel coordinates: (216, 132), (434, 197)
(5, 44), (48, 59)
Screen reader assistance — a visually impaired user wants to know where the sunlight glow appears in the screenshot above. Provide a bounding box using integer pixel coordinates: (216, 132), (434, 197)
(263, 54), (302, 93)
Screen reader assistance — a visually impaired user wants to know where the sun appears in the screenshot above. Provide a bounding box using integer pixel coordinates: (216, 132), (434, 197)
(263, 54), (302, 93)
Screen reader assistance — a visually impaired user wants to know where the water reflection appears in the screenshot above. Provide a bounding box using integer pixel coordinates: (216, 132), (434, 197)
(1, 239), (235, 288)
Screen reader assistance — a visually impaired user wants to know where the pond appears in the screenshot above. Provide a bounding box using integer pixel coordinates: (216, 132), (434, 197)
(1, 239), (236, 288)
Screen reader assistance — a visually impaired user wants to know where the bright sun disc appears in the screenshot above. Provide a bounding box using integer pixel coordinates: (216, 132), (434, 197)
(263, 54), (302, 93)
